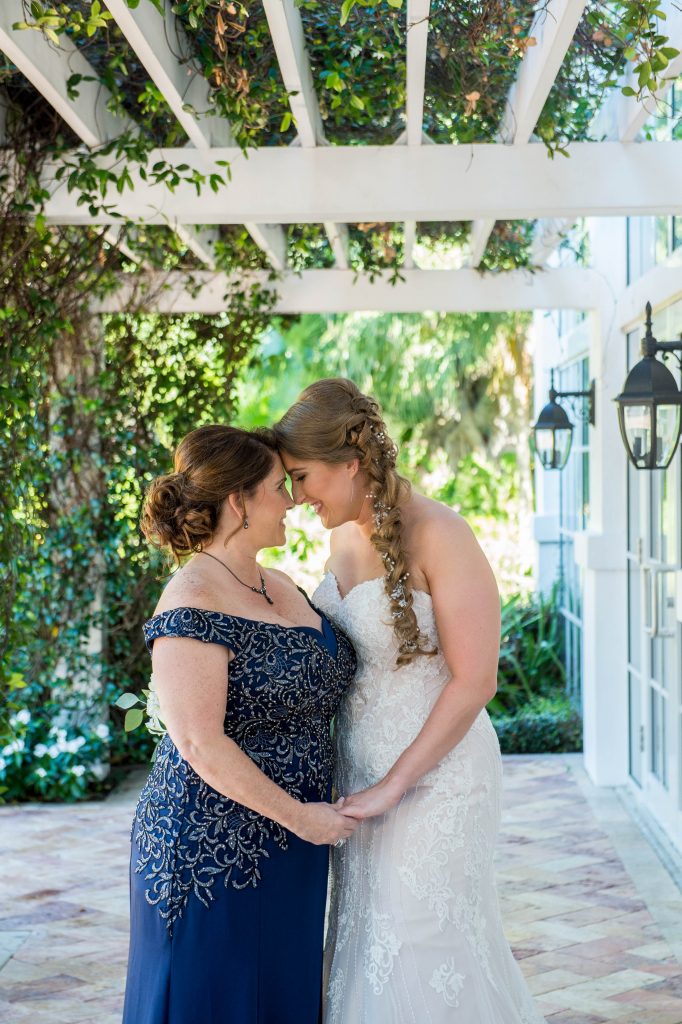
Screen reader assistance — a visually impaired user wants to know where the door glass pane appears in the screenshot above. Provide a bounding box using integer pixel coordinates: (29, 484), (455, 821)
(629, 671), (642, 786)
(627, 561), (641, 670)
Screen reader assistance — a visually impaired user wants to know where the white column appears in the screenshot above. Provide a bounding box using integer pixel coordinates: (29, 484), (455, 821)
(574, 216), (629, 785)
(530, 311), (562, 596)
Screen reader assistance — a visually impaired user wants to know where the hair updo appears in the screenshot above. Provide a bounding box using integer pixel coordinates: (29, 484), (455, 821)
(140, 424), (277, 562)
(274, 378), (436, 667)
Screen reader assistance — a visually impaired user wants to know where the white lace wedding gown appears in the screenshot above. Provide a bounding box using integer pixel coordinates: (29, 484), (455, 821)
(313, 572), (546, 1024)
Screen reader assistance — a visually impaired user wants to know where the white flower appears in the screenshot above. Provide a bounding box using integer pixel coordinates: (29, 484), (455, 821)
(2, 739), (25, 756)
(145, 679), (166, 737)
(48, 744), (61, 759)
(0, 757), (6, 772)
(64, 737), (86, 754)
(33, 744), (48, 758)
(94, 723), (110, 741)
(70, 765), (86, 777)
(35, 767), (47, 778)
(15, 710), (31, 726)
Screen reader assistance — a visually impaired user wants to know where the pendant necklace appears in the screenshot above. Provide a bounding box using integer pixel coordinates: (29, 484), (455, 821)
(200, 550), (274, 605)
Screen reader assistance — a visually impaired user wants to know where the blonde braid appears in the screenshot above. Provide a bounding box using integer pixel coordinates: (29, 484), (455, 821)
(345, 395), (437, 667)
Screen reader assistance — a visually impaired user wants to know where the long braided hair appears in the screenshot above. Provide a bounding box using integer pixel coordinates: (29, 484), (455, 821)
(274, 378), (436, 667)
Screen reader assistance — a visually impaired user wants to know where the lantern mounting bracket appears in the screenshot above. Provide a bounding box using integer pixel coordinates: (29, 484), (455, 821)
(642, 302), (682, 371)
(548, 369), (596, 426)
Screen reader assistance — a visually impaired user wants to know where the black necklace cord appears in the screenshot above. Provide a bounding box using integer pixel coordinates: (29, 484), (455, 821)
(199, 550), (275, 605)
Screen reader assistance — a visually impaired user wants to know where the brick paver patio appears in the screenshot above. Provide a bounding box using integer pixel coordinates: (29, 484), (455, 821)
(0, 755), (681, 1023)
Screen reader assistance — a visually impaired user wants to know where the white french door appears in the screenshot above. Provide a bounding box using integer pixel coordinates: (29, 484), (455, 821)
(626, 325), (682, 851)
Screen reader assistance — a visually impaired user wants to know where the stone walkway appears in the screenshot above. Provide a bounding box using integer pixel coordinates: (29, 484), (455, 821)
(0, 755), (681, 1023)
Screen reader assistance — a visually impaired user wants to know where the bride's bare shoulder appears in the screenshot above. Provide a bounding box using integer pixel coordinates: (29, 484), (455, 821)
(406, 492), (472, 539)
(329, 521), (361, 553)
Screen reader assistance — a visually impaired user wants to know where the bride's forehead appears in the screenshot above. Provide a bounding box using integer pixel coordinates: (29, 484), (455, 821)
(281, 456), (337, 476)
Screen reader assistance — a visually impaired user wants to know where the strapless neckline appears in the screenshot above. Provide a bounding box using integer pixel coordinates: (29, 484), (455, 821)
(324, 571), (432, 606)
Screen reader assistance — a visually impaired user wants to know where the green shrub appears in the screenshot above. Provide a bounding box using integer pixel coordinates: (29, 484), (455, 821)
(491, 587), (566, 717)
(491, 696), (582, 755)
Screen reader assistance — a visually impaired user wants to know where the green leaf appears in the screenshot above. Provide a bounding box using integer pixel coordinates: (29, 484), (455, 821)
(621, 85), (637, 97)
(124, 708), (144, 732)
(387, 0), (403, 7)
(340, 0), (355, 26)
(115, 692), (140, 710)
(350, 94), (365, 110)
(280, 111), (293, 132)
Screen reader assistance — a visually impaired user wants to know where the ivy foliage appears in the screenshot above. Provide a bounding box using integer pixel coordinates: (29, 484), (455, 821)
(0, 83), (275, 802)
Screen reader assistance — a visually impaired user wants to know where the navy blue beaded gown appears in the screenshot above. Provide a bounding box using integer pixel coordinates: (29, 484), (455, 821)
(122, 600), (356, 1024)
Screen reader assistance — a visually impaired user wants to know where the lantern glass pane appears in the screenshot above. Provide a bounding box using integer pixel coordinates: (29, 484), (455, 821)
(534, 427), (556, 468)
(555, 426), (573, 469)
(654, 403), (681, 468)
(534, 425), (573, 469)
(623, 404), (652, 468)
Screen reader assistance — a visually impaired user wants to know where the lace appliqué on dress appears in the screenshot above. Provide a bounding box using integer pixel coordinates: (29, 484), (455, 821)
(429, 958), (466, 1007)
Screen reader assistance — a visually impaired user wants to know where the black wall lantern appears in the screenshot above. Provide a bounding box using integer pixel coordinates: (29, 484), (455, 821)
(532, 370), (596, 471)
(615, 302), (682, 470)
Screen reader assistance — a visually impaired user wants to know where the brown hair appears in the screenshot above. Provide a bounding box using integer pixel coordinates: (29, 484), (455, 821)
(140, 425), (277, 562)
(274, 378), (436, 666)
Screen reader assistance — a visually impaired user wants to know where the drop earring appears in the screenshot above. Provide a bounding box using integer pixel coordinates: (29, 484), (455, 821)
(243, 517), (249, 530)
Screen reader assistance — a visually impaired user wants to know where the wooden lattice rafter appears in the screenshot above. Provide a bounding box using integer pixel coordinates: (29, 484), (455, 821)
(0, 0), (221, 267)
(532, 0), (682, 266)
(103, 0), (288, 270)
(467, 0), (588, 268)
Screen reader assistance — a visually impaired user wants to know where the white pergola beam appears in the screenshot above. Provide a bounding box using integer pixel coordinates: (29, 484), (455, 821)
(406, 0), (430, 146)
(103, 227), (141, 264)
(530, 217), (574, 265)
(262, 0), (323, 147)
(323, 221), (350, 269)
(262, 1), (350, 269)
(592, 0), (682, 143)
(469, 0), (587, 266)
(104, 0), (289, 268)
(174, 225), (219, 268)
(244, 222), (287, 270)
(403, 1), (430, 265)
(0, 1), (128, 146)
(0, 5), (218, 268)
(104, 0), (233, 149)
(534, 0), (682, 265)
(42, 141), (682, 224)
(468, 218), (496, 267)
(403, 221), (417, 269)
(500, 0), (588, 143)
(93, 266), (605, 315)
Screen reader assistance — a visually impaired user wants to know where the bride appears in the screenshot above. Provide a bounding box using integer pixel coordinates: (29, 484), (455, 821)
(275, 378), (545, 1024)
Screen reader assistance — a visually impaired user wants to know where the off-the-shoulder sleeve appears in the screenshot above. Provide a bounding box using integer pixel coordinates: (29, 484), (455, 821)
(143, 607), (239, 654)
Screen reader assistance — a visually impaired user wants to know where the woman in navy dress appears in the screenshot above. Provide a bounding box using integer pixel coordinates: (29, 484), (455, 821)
(122, 424), (358, 1024)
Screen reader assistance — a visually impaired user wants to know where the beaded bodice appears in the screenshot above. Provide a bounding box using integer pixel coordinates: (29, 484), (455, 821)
(131, 603), (356, 931)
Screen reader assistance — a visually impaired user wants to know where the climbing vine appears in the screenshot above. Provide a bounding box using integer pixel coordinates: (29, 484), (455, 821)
(0, 68), (275, 802)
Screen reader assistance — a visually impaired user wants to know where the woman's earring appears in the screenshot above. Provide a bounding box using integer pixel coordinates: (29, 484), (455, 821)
(243, 517), (249, 530)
